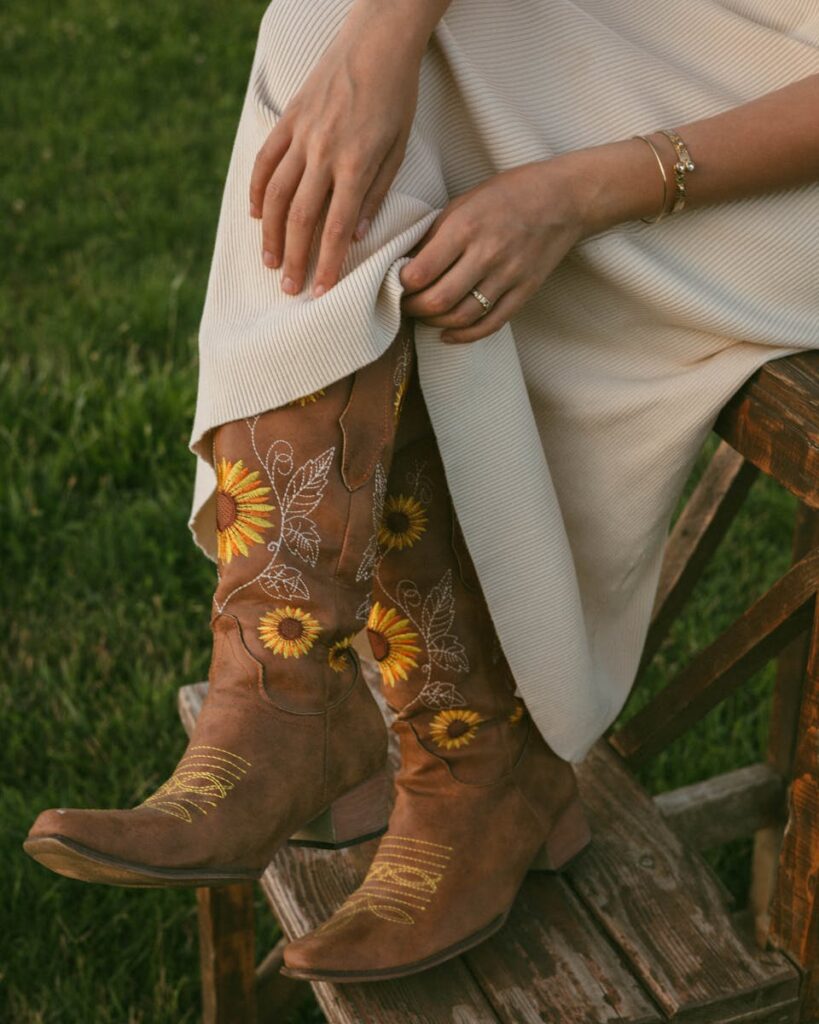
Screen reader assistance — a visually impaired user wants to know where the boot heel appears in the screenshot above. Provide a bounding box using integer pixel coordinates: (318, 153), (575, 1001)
(528, 798), (591, 872)
(288, 771), (389, 850)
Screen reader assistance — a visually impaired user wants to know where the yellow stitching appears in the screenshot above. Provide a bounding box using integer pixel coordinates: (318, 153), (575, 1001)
(358, 885), (431, 905)
(366, 862), (443, 893)
(356, 889), (429, 911)
(373, 851), (450, 868)
(377, 842), (451, 862)
(190, 745), (252, 766)
(181, 753), (248, 772)
(141, 747), (252, 823)
(176, 760), (246, 782)
(379, 834), (452, 851)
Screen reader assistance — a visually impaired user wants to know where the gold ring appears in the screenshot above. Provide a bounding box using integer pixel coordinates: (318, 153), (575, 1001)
(470, 288), (493, 317)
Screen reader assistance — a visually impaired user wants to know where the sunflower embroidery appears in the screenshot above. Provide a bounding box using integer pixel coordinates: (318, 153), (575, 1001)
(215, 458), (275, 564)
(378, 494), (428, 551)
(287, 388), (326, 407)
(328, 633), (356, 673)
(367, 602), (422, 686)
(429, 709), (483, 750)
(508, 700), (525, 726)
(258, 606), (321, 658)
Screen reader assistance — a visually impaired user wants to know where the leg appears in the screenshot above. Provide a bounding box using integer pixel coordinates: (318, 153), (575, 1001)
(24, 321), (415, 886)
(283, 361), (590, 982)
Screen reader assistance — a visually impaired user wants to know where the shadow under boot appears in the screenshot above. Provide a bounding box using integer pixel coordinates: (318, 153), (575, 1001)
(283, 363), (591, 981)
(24, 321), (416, 887)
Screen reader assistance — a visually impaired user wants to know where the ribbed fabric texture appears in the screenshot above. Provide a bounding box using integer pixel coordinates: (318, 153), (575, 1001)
(189, 0), (819, 763)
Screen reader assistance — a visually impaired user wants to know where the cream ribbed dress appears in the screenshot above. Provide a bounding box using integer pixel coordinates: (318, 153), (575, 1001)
(188, 0), (819, 763)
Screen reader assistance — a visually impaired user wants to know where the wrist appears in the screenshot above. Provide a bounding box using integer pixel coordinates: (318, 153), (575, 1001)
(343, 0), (448, 61)
(562, 138), (673, 238)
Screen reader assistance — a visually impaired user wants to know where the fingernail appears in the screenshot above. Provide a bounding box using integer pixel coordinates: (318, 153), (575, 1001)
(263, 250), (275, 267)
(250, 203), (261, 218)
(282, 276), (297, 293)
(355, 217), (370, 240)
(313, 283), (325, 298)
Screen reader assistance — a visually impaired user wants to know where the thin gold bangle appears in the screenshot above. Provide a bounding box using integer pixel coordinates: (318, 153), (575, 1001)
(632, 134), (668, 224)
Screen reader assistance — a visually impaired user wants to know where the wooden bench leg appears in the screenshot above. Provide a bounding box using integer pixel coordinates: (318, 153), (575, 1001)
(197, 884), (257, 1024)
(769, 580), (819, 1021)
(750, 506), (819, 949)
(256, 938), (313, 1024)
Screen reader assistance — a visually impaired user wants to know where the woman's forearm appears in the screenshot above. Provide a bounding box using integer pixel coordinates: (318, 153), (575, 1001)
(571, 73), (819, 235)
(341, 0), (453, 62)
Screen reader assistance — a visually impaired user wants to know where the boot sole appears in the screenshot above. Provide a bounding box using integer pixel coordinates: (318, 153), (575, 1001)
(281, 908), (511, 983)
(22, 835), (262, 888)
(22, 825), (386, 888)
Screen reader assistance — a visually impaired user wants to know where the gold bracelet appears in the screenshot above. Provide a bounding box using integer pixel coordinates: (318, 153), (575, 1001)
(632, 134), (668, 224)
(659, 128), (695, 214)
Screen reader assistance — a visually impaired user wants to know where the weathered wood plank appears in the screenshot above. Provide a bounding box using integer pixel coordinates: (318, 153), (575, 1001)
(770, 597), (819, 1022)
(465, 873), (660, 1024)
(640, 442), (758, 671)
(654, 763), (785, 850)
(196, 883), (257, 1024)
(570, 742), (800, 1023)
(180, 682), (500, 1024)
(715, 351), (819, 511)
(610, 550), (819, 766)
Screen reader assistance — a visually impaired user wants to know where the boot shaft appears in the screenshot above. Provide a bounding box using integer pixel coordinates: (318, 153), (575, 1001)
(208, 322), (415, 714)
(364, 365), (529, 783)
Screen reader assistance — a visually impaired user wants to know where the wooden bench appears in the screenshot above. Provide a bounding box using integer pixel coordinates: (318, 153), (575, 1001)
(180, 350), (819, 1024)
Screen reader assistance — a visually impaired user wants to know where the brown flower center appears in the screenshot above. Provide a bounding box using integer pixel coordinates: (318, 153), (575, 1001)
(216, 491), (238, 531)
(447, 719), (471, 738)
(385, 511), (411, 535)
(278, 617), (304, 641)
(367, 629), (390, 662)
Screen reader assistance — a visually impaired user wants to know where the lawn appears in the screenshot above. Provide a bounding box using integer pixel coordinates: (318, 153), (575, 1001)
(0, 2), (797, 1021)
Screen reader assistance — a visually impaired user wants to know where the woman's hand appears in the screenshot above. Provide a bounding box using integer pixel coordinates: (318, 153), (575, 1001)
(399, 157), (598, 344)
(249, 4), (430, 298)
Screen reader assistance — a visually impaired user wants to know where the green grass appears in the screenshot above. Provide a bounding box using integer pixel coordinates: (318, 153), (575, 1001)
(0, 2), (798, 1020)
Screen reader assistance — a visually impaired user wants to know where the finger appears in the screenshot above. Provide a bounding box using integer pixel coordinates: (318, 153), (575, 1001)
(281, 165), (333, 293)
(261, 150), (305, 270)
(250, 125), (292, 219)
(413, 268), (517, 329)
(440, 281), (533, 344)
(398, 219), (465, 302)
(401, 249), (491, 321)
(351, 141), (404, 242)
(311, 176), (368, 297)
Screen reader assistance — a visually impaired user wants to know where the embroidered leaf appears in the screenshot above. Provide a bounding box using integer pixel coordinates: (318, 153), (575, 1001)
(355, 534), (379, 582)
(428, 637), (469, 674)
(418, 681), (467, 710)
(283, 447), (335, 518)
(355, 596), (372, 622)
(259, 564), (310, 601)
(371, 462), (387, 529)
(422, 570), (456, 639)
(283, 516), (321, 567)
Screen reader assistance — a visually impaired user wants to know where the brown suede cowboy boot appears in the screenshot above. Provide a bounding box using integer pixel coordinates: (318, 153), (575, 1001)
(282, 364), (591, 981)
(23, 323), (416, 887)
